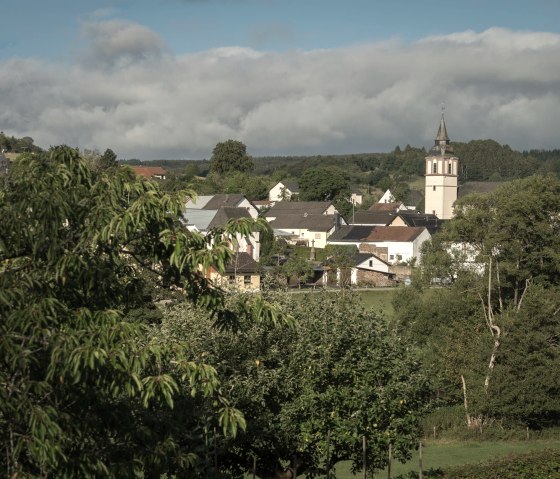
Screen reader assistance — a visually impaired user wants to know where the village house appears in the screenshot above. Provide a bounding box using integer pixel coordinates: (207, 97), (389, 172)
(323, 250), (396, 288)
(268, 180), (300, 202)
(184, 194), (262, 289)
(186, 194), (259, 218)
(131, 166), (167, 180)
(327, 224), (430, 265)
(207, 252), (261, 291)
(264, 201), (344, 248)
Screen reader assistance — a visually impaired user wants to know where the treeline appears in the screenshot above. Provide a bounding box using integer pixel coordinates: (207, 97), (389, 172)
(0, 132), (42, 154)
(130, 140), (560, 188)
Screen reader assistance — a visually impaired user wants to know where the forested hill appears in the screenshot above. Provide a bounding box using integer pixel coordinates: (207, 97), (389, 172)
(130, 139), (558, 182)
(4, 132), (559, 181)
(453, 140), (539, 181)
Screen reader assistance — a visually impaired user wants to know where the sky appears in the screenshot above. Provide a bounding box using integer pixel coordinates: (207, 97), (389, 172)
(2, 0), (560, 159)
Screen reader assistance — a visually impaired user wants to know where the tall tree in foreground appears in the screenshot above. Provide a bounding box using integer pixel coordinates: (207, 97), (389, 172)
(210, 139), (254, 175)
(0, 147), (282, 477)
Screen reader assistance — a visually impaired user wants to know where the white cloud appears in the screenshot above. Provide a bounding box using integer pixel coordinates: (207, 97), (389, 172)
(1, 24), (560, 158)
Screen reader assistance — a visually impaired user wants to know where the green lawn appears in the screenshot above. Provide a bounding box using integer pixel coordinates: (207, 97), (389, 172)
(355, 289), (397, 321)
(290, 288), (398, 321)
(327, 440), (560, 478)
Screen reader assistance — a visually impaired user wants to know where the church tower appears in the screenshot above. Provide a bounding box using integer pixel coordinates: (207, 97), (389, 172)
(424, 112), (458, 219)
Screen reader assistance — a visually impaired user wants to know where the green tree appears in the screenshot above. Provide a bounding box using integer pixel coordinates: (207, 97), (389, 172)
(159, 292), (431, 478)
(395, 174), (560, 429)
(484, 285), (560, 428)
(0, 146), (283, 477)
(222, 171), (272, 200)
(298, 166), (350, 202)
(324, 244), (358, 288)
(282, 255), (314, 287)
(99, 147), (118, 170)
(210, 139), (254, 175)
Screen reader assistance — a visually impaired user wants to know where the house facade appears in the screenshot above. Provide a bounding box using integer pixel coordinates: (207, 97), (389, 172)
(327, 225), (430, 265)
(268, 180), (300, 202)
(207, 252), (260, 291)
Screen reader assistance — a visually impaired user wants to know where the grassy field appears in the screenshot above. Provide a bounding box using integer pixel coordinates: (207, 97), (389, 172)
(355, 289), (397, 321)
(329, 439), (560, 478)
(290, 288), (398, 320)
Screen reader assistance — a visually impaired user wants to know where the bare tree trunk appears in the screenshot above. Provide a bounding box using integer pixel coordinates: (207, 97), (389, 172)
(517, 278), (531, 312)
(461, 374), (473, 427)
(480, 257), (501, 395)
(495, 260), (503, 313)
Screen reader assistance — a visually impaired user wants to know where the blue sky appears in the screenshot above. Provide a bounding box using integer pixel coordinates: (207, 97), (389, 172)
(4, 0), (560, 60)
(2, 1), (560, 158)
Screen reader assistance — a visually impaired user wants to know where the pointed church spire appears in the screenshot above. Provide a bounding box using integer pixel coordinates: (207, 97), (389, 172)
(432, 106), (452, 155)
(436, 112), (449, 142)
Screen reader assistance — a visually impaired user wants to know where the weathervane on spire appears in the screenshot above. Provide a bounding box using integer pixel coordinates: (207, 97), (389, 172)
(441, 101), (446, 113)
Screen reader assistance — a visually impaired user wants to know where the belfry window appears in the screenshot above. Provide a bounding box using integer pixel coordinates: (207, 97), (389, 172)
(432, 163), (437, 174)
(448, 162), (452, 174)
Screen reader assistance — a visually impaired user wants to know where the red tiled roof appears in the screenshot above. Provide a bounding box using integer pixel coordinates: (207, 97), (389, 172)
(131, 166), (167, 177)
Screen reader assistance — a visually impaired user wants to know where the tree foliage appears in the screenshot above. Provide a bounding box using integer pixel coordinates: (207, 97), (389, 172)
(0, 146), (284, 476)
(159, 292), (431, 478)
(210, 139), (254, 175)
(394, 174), (560, 430)
(298, 166), (350, 202)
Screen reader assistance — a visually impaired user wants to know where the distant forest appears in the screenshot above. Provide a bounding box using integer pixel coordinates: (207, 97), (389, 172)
(3, 131), (560, 183)
(124, 140), (560, 183)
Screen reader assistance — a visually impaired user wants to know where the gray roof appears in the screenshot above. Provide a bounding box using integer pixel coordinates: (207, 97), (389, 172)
(327, 225), (376, 242)
(351, 211), (396, 226)
(186, 195), (213, 209)
(223, 252), (260, 274)
(367, 226), (426, 242)
(208, 207), (251, 229)
(282, 180), (299, 192)
(265, 201), (333, 217)
(395, 211), (443, 234)
(204, 194), (247, 209)
(184, 209), (217, 230)
(269, 214), (336, 232)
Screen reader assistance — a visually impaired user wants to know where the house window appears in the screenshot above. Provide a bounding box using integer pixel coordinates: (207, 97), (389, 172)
(228, 275), (235, 284)
(432, 163), (437, 174)
(244, 275), (251, 285)
(369, 260), (373, 267)
(433, 185), (436, 191)
(396, 254), (402, 261)
(389, 254), (394, 260)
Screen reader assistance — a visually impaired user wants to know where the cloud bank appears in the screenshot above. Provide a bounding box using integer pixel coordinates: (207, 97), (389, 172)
(1, 23), (560, 159)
